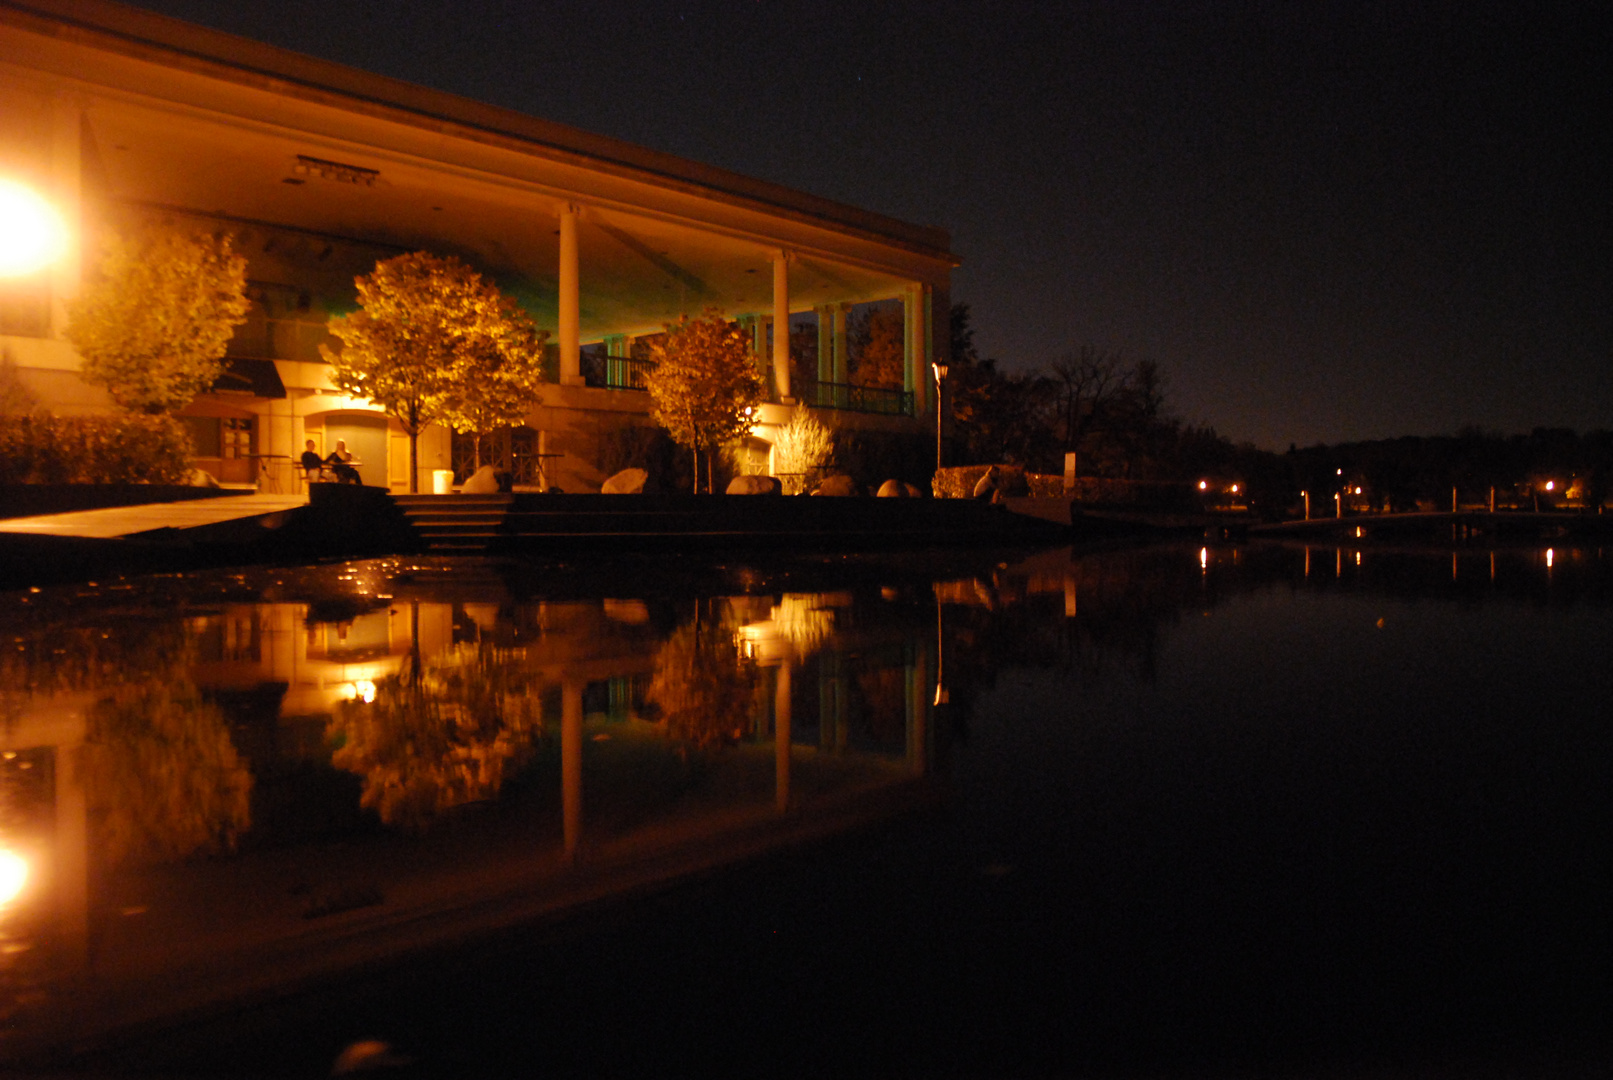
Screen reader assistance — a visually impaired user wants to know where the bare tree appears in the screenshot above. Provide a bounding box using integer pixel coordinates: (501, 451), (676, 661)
(1050, 346), (1130, 473)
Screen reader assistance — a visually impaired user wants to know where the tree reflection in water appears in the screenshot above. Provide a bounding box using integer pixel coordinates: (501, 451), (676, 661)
(84, 678), (252, 866)
(647, 606), (759, 751)
(328, 642), (545, 830)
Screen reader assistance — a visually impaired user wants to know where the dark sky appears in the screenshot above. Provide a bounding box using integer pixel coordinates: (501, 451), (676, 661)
(126, 0), (1609, 449)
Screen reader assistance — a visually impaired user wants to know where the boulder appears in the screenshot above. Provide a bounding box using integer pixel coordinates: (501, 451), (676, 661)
(187, 468), (221, 488)
(811, 474), (860, 497)
(876, 479), (911, 498)
(461, 465), (500, 494)
(726, 474), (782, 496)
(972, 466), (1002, 499)
(601, 467), (649, 494)
(902, 482), (925, 499)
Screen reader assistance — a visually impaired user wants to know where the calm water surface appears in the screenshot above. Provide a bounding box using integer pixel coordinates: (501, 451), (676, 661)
(2, 542), (1610, 1076)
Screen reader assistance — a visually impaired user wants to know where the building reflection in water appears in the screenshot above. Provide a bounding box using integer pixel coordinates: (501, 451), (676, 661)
(3, 541), (1596, 1055)
(0, 564), (947, 1054)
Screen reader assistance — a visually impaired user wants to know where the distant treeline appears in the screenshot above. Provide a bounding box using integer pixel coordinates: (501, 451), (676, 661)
(941, 306), (1610, 513)
(1280, 428), (1613, 511)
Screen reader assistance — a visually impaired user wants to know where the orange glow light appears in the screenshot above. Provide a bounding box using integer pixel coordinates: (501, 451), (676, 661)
(0, 849), (28, 904)
(0, 180), (68, 278)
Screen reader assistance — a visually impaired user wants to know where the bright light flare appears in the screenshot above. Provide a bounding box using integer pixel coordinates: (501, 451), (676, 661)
(1199, 547), (1208, 571)
(0, 849), (28, 905)
(342, 679), (378, 703)
(1546, 548), (1554, 568)
(1545, 480), (1555, 492)
(0, 180), (68, 278)
(1197, 480), (1208, 491)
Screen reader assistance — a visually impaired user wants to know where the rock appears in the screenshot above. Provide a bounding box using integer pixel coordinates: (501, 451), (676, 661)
(811, 474), (859, 497)
(972, 466), (1002, 499)
(601, 467), (649, 494)
(187, 468), (220, 488)
(902, 482), (925, 499)
(726, 474), (782, 495)
(876, 479), (911, 498)
(461, 464), (500, 494)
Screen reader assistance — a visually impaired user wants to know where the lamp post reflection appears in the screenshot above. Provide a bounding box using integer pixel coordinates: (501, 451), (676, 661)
(562, 681), (583, 860)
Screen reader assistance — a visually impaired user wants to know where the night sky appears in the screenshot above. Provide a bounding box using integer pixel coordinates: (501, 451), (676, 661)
(124, 0), (1608, 449)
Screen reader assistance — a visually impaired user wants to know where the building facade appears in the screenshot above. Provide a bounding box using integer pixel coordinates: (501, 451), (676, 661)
(0, 0), (955, 492)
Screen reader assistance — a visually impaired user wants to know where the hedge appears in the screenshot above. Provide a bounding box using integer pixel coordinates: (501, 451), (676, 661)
(0, 411), (194, 485)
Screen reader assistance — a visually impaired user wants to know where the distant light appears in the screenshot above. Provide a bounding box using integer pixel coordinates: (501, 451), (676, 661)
(1336, 468), (1343, 475)
(1198, 480), (1208, 490)
(1355, 552), (1362, 565)
(1354, 487), (1362, 495)
(1545, 480), (1555, 492)
(1546, 548), (1554, 568)
(0, 849), (27, 904)
(0, 180), (68, 278)
(1199, 547), (1208, 571)
(1230, 484), (1239, 494)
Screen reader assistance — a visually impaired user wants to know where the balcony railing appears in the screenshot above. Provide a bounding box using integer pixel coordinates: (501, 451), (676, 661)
(226, 317), (335, 363)
(794, 380), (914, 416)
(584, 355), (655, 391)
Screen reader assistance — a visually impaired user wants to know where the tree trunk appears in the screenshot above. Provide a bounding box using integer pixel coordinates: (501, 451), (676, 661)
(408, 429), (419, 493)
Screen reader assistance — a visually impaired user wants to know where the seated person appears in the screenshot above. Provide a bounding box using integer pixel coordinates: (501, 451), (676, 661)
(325, 439), (361, 484)
(300, 439), (325, 481)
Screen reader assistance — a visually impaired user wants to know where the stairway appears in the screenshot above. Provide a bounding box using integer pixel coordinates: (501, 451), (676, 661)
(392, 494), (513, 552)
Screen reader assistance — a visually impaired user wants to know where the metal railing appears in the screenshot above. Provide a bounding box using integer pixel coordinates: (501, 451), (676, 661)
(584, 356), (655, 391)
(226, 318), (336, 363)
(794, 380), (914, 416)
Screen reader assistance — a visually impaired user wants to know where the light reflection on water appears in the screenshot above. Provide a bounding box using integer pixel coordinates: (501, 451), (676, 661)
(0, 542), (1609, 1062)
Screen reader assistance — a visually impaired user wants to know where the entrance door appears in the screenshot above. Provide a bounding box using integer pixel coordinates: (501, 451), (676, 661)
(323, 413), (389, 487)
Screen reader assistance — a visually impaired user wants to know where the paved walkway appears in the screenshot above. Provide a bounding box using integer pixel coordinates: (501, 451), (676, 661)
(0, 493), (309, 539)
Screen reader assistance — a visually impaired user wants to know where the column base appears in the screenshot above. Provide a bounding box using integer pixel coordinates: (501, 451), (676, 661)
(779, 396), (796, 406)
(560, 374), (587, 387)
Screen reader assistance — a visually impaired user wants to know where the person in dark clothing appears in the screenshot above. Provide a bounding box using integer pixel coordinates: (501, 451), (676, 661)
(300, 439), (325, 481)
(324, 447), (361, 484)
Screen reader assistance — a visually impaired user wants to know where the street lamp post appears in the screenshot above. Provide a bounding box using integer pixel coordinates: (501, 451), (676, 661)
(931, 360), (948, 477)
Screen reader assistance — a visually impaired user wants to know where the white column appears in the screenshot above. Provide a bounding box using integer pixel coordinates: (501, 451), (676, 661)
(772, 252), (793, 402)
(49, 96), (83, 340)
(903, 284), (931, 415)
(815, 305), (834, 384)
(558, 205), (583, 386)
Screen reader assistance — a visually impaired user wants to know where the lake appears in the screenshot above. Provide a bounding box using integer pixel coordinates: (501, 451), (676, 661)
(2, 541), (1610, 1075)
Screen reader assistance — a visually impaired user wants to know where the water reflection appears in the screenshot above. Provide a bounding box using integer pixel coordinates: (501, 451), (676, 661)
(329, 642), (544, 830)
(1, 542), (1609, 1057)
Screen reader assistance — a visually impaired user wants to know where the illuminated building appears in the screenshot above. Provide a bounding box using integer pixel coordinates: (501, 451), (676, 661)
(0, 0), (953, 491)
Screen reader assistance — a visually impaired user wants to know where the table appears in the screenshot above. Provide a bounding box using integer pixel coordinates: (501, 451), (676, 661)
(248, 454), (291, 493)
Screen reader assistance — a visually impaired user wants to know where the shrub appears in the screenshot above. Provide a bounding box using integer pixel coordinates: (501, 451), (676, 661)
(0, 411), (194, 484)
(932, 464), (1029, 498)
(771, 404), (834, 494)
